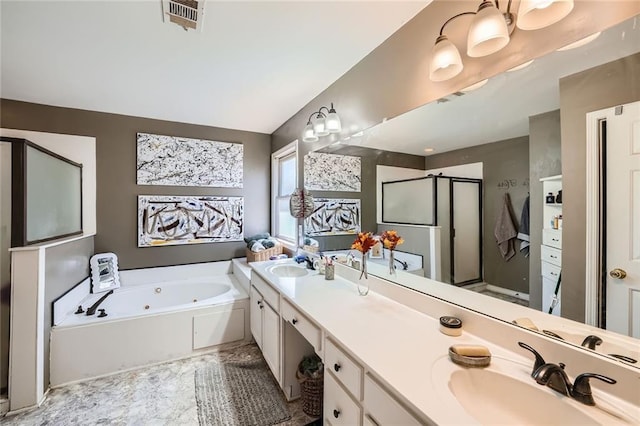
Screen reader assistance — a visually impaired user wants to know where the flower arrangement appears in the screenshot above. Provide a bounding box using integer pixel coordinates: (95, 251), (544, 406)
(351, 232), (377, 254)
(380, 230), (404, 251)
(351, 232), (376, 294)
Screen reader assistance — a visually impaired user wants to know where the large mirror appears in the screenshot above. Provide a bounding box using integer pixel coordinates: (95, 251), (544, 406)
(303, 15), (640, 366)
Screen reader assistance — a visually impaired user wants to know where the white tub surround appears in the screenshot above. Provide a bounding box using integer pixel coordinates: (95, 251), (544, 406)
(250, 259), (640, 424)
(50, 261), (250, 387)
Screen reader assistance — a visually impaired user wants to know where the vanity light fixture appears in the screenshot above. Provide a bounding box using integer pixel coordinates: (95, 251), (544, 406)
(461, 79), (489, 92)
(301, 103), (342, 143)
(506, 59), (535, 72)
(556, 31), (601, 51)
(429, 0), (574, 82)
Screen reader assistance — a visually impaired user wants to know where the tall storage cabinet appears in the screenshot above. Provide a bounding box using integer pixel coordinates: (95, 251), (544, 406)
(540, 175), (562, 316)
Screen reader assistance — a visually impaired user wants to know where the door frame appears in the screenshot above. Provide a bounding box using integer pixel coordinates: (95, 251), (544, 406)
(585, 105), (620, 327)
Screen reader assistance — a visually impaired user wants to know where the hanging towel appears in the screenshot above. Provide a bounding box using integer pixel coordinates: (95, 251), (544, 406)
(517, 195), (530, 257)
(494, 193), (518, 261)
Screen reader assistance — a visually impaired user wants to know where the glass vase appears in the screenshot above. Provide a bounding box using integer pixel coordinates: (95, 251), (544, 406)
(388, 250), (396, 275)
(357, 253), (369, 296)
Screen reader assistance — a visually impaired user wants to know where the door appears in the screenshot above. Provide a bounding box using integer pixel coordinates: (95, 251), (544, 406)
(606, 101), (640, 337)
(451, 178), (483, 285)
(249, 286), (263, 348)
(262, 302), (280, 381)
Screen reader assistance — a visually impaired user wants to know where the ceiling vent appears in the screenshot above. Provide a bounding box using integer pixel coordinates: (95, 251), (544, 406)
(162, 0), (205, 32)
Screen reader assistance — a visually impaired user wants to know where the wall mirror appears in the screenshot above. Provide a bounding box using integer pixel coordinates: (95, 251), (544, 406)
(304, 15), (640, 367)
(90, 252), (120, 293)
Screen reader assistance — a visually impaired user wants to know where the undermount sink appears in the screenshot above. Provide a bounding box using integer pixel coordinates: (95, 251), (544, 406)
(431, 355), (635, 425)
(267, 264), (310, 278)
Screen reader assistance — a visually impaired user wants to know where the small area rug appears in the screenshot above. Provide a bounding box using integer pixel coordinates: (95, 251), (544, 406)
(195, 357), (291, 426)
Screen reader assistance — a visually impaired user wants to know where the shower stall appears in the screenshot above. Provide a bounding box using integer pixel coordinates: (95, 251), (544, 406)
(382, 175), (483, 286)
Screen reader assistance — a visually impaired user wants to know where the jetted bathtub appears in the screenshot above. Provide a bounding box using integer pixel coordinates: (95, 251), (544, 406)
(50, 261), (250, 386)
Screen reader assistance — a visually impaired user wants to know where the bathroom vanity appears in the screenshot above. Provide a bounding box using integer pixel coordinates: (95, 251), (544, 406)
(248, 258), (640, 425)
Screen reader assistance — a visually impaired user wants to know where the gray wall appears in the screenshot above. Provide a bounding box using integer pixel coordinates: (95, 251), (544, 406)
(311, 145), (425, 252)
(43, 236), (94, 390)
(528, 110), (562, 310)
(558, 53), (640, 322)
(425, 137), (530, 293)
(0, 99), (271, 269)
(271, 1), (638, 155)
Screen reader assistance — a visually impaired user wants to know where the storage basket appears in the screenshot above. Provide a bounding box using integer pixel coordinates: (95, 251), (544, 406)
(296, 369), (323, 417)
(245, 244), (283, 262)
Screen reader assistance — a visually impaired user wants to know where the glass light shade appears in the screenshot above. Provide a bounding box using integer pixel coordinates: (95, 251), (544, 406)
(302, 123), (318, 143)
(429, 35), (463, 82)
(467, 1), (510, 58)
(312, 114), (329, 137)
(556, 32), (601, 51)
(461, 79), (489, 92)
(517, 0), (574, 30)
(506, 59), (534, 72)
(325, 111), (341, 134)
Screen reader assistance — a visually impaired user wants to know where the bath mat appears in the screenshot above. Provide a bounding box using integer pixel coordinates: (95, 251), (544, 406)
(194, 357), (291, 426)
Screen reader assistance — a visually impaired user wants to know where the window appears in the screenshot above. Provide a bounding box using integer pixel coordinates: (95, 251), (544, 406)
(272, 142), (298, 244)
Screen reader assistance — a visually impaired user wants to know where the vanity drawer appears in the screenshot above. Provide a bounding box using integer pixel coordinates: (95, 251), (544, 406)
(542, 229), (562, 249)
(252, 274), (279, 311)
(541, 245), (562, 267)
(325, 338), (363, 400)
(363, 374), (423, 426)
(281, 300), (321, 352)
(324, 371), (361, 426)
(541, 261), (561, 282)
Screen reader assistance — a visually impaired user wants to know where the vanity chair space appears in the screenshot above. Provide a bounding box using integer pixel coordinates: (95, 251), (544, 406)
(249, 258), (640, 425)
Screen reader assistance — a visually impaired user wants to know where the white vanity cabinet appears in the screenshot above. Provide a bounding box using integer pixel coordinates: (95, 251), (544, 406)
(324, 337), (424, 426)
(250, 274), (281, 383)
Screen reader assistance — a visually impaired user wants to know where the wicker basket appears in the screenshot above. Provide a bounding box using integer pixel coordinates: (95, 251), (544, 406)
(296, 369), (323, 417)
(245, 244), (283, 262)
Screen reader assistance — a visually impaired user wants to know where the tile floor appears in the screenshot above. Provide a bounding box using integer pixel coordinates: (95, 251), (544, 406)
(465, 283), (530, 307)
(2, 342), (318, 426)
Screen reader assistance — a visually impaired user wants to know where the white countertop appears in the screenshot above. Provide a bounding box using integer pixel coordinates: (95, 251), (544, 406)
(250, 259), (639, 425)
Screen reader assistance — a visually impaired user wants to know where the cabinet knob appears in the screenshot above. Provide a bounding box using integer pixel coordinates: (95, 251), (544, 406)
(333, 409), (340, 418)
(292, 318), (298, 325)
(609, 268), (627, 279)
(334, 363), (341, 372)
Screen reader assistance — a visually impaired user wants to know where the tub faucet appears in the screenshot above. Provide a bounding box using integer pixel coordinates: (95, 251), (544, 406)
(86, 289), (114, 316)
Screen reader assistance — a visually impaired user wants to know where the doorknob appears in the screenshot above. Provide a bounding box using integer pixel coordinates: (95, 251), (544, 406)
(609, 268), (627, 279)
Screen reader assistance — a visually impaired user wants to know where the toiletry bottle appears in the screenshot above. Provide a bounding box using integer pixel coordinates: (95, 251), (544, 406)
(546, 193), (555, 204)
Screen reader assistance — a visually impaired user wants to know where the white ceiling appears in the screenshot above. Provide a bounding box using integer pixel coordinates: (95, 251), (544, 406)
(0, 0), (430, 134)
(340, 15), (640, 156)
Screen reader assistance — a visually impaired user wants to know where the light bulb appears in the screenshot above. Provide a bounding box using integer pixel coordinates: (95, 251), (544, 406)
(302, 123), (318, 143)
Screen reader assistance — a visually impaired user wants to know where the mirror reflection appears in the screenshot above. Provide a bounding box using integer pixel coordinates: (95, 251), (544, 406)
(303, 15), (640, 366)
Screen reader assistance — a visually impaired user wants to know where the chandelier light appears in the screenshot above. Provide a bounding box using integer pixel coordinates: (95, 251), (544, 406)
(429, 0), (575, 82)
(302, 103), (342, 143)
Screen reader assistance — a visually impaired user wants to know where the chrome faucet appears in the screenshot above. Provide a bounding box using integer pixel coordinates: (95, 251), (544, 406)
(518, 342), (617, 406)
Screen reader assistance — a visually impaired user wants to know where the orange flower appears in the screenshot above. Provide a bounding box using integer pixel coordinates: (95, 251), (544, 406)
(380, 230), (404, 251)
(351, 232), (376, 254)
